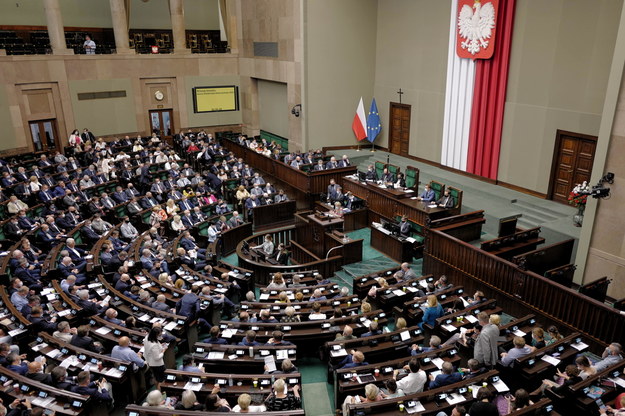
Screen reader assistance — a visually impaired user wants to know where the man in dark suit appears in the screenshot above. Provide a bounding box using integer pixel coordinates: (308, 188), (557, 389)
(17, 211), (37, 230)
(76, 290), (108, 318)
(81, 220), (102, 244)
(381, 168), (395, 185)
(179, 231), (206, 259)
(27, 306), (57, 334)
(141, 192), (158, 209)
(399, 215), (412, 237)
(437, 189), (456, 208)
(71, 370), (112, 403)
(112, 186), (128, 204)
(5, 218), (23, 239)
(176, 285), (201, 320)
(428, 361), (463, 389)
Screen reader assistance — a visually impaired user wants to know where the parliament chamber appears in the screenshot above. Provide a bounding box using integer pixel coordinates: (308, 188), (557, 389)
(1, 1), (625, 416)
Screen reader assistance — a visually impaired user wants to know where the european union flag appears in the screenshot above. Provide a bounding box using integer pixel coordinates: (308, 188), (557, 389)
(367, 98), (381, 143)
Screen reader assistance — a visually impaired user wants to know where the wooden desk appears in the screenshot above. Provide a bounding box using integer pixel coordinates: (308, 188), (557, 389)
(221, 139), (357, 197)
(251, 200), (296, 230)
(342, 177), (449, 226)
(125, 404), (305, 416)
(315, 201), (368, 232)
(370, 225), (413, 263)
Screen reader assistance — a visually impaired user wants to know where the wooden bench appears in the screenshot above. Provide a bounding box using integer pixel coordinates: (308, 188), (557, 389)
(481, 227), (544, 260)
(428, 210), (485, 242)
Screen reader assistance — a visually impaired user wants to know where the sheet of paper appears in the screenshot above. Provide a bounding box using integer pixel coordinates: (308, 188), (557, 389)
(442, 324), (457, 332)
(45, 348), (62, 359)
(541, 355), (561, 366)
(400, 331), (410, 342)
(95, 327), (112, 335)
(276, 350), (288, 360)
(8, 328), (26, 337)
(183, 381), (203, 391)
(228, 354), (238, 360)
(208, 351), (225, 359)
(138, 314), (150, 322)
(431, 357), (445, 369)
(392, 289), (406, 297)
(259, 293), (270, 300)
(405, 401), (425, 414)
(492, 379), (510, 392)
(513, 329), (526, 337)
(264, 355), (276, 373)
(222, 328), (238, 338)
(164, 322), (177, 331)
(406, 237), (416, 243)
(446, 393), (466, 405)
(330, 348), (348, 358)
(572, 341), (589, 351)
(32, 343), (48, 352)
(105, 368), (123, 378)
(610, 377), (625, 388)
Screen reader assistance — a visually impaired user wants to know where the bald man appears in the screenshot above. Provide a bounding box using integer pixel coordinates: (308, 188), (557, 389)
(111, 336), (145, 369)
(335, 325), (355, 341)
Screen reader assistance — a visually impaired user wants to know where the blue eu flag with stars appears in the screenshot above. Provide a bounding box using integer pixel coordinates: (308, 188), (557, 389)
(367, 98), (381, 143)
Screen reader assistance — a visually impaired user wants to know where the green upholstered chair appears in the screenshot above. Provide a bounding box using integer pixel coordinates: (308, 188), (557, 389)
(386, 163), (400, 178)
(447, 186), (463, 210)
(375, 161), (385, 180)
(405, 166), (419, 189)
(429, 180), (445, 201)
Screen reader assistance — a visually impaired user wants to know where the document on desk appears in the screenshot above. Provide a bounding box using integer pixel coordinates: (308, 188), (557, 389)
(330, 348), (348, 358)
(392, 289), (406, 297)
(446, 393), (466, 405)
(378, 227), (391, 235)
(405, 401), (425, 414)
(164, 321), (177, 331)
(610, 377), (625, 388)
(465, 315), (478, 324)
(221, 328), (238, 338)
(406, 237), (416, 243)
(95, 327), (112, 335)
(208, 351), (225, 359)
(404, 189), (414, 193)
(32, 397), (55, 408)
(184, 381), (203, 391)
(442, 324), (457, 332)
(541, 355), (561, 366)
(431, 357), (445, 369)
(259, 293), (270, 300)
(276, 349), (289, 360)
(571, 341), (589, 351)
(492, 379), (510, 392)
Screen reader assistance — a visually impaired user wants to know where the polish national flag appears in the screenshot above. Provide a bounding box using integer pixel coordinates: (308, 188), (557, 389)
(352, 97), (368, 141)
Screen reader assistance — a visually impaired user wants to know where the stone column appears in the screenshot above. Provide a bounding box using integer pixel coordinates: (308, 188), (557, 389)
(169, 0), (190, 54)
(109, 0), (134, 54)
(43, 0), (73, 55)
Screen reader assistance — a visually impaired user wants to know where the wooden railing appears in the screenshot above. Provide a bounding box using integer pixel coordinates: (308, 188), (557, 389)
(424, 228), (625, 347)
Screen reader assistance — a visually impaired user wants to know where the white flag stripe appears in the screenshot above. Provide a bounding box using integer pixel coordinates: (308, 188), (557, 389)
(441, 0), (475, 171)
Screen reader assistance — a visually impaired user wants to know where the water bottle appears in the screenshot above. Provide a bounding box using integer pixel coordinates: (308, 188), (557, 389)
(249, 346), (254, 357)
(228, 375), (233, 387)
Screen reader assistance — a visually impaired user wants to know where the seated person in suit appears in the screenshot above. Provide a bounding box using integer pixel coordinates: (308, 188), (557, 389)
(26, 360), (52, 384)
(339, 350), (368, 369)
(202, 326), (228, 345)
(265, 330), (293, 346)
(500, 336), (533, 367)
(428, 361), (462, 389)
(313, 160), (325, 171)
(365, 164), (378, 181)
(417, 184), (436, 202)
(71, 325), (105, 354)
(238, 330), (262, 347)
(179, 355), (204, 373)
(6, 353), (28, 375)
(394, 172), (406, 188)
(361, 321), (382, 338)
(71, 370), (112, 403)
(409, 335), (442, 356)
(437, 189), (455, 208)
(271, 243), (290, 265)
(381, 168), (395, 186)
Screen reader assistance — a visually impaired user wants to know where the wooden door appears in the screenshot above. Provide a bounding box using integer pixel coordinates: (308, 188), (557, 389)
(149, 109), (174, 139)
(389, 102), (411, 155)
(28, 119), (59, 153)
(548, 130), (597, 204)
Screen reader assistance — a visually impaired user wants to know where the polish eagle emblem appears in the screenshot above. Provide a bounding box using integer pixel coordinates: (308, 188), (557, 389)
(457, 0), (496, 58)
